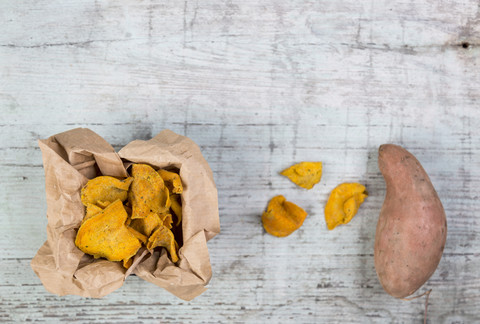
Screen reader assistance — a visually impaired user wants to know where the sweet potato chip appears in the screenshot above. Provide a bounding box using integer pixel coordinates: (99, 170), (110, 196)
(163, 214), (173, 229)
(324, 183), (368, 230)
(75, 200), (142, 262)
(96, 200), (111, 208)
(280, 162), (323, 190)
(81, 176), (133, 206)
(170, 194), (182, 226)
(127, 226), (148, 244)
(83, 203), (103, 224)
(147, 225), (179, 263)
(130, 212), (162, 237)
(124, 205), (133, 226)
(262, 195), (307, 237)
(162, 186), (171, 210)
(129, 164), (167, 219)
(123, 257), (133, 269)
(158, 169), (183, 194)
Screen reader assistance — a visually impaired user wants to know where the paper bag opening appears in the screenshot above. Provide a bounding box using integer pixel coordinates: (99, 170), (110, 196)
(31, 128), (220, 300)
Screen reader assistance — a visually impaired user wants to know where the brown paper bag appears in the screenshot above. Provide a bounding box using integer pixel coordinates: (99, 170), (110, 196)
(31, 128), (220, 300)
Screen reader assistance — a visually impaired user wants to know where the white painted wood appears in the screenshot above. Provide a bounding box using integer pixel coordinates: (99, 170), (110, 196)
(1, 0), (479, 322)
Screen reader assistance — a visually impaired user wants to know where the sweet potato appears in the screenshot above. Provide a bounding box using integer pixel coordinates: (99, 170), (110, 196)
(374, 144), (447, 298)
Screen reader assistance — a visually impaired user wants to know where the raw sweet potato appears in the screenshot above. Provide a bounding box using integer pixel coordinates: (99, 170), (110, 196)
(374, 144), (447, 298)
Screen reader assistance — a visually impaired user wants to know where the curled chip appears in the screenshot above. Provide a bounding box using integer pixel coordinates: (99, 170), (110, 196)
(325, 183), (368, 230)
(75, 200), (142, 262)
(81, 176), (133, 206)
(280, 162), (323, 190)
(163, 214), (173, 229)
(262, 195), (307, 237)
(129, 164), (167, 219)
(162, 186), (171, 210)
(170, 194), (182, 226)
(158, 169), (183, 194)
(147, 225), (179, 263)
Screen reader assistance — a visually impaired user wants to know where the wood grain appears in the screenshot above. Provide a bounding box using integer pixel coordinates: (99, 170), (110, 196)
(1, 0), (479, 322)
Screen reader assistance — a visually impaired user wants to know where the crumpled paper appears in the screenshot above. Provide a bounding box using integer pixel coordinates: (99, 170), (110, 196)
(31, 128), (220, 301)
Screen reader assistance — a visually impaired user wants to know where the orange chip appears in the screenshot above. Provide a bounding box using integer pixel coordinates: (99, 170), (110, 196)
(124, 205), (133, 226)
(96, 200), (111, 208)
(127, 226), (148, 244)
(83, 203), (103, 224)
(170, 194), (182, 226)
(123, 257), (133, 269)
(158, 169), (183, 194)
(75, 200), (142, 262)
(81, 176), (133, 206)
(162, 214), (173, 229)
(147, 225), (179, 263)
(162, 186), (171, 210)
(324, 183), (367, 230)
(262, 195), (307, 237)
(130, 212), (162, 237)
(128, 164), (167, 219)
(280, 162), (323, 190)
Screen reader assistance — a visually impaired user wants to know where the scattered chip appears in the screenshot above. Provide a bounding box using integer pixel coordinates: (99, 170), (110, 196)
(262, 195), (307, 237)
(81, 176), (133, 206)
(324, 183), (368, 230)
(280, 162), (323, 190)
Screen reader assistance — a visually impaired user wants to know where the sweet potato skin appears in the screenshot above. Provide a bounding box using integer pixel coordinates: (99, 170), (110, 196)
(374, 144), (447, 298)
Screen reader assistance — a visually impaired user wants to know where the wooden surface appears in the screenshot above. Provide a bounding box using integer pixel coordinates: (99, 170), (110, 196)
(1, 0), (480, 323)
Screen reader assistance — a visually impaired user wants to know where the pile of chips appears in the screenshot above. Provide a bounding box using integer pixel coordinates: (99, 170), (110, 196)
(75, 164), (183, 268)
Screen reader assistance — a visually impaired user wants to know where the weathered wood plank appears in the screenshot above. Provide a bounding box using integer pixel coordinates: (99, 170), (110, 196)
(1, 253), (479, 323)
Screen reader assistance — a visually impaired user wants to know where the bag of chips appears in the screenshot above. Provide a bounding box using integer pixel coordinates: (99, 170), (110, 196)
(31, 128), (220, 301)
